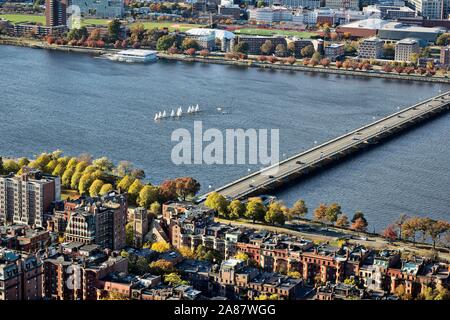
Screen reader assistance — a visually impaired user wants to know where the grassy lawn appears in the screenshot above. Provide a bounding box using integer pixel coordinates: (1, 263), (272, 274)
(61, 188), (80, 201)
(0, 14), (45, 24)
(133, 21), (203, 32)
(234, 27), (317, 38)
(0, 14), (110, 26)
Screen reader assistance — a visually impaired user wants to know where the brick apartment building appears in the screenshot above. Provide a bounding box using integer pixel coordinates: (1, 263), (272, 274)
(43, 246), (127, 300)
(0, 250), (43, 300)
(0, 168), (61, 228)
(63, 192), (128, 250)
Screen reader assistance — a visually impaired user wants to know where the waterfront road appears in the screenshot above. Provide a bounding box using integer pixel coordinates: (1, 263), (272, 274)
(201, 91), (450, 201)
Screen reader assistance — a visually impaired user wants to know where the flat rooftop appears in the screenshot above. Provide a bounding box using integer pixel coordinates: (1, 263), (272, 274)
(117, 49), (157, 57)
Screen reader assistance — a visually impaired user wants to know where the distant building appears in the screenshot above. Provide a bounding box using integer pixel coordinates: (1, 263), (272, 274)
(338, 19), (445, 42)
(0, 250), (43, 300)
(45, 0), (68, 27)
(235, 35), (287, 55)
(265, 0), (320, 8)
(185, 28), (235, 52)
(440, 45), (450, 65)
(183, 29), (216, 51)
(363, 4), (416, 19)
(395, 38), (420, 61)
(287, 37), (314, 57)
(324, 43), (345, 61)
(406, 0), (443, 19)
(70, 0), (125, 18)
(249, 6), (294, 24)
(218, 1), (241, 19)
(0, 169), (61, 228)
(325, 0), (360, 10)
(358, 36), (384, 59)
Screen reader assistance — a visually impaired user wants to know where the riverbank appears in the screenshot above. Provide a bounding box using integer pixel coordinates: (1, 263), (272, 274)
(2, 36), (450, 83)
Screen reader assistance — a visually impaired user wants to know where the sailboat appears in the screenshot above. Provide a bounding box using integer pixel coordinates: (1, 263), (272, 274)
(195, 104), (200, 112)
(162, 110), (167, 118)
(170, 109), (175, 117)
(176, 107), (183, 117)
(154, 113), (159, 121)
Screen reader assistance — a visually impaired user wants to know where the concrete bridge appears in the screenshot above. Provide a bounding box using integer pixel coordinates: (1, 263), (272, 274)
(199, 91), (450, 201)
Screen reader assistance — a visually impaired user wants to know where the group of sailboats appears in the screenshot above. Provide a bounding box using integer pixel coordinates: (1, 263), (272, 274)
(154, 104), (200, 121)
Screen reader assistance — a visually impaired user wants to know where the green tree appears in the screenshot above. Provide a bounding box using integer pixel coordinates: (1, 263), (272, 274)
(182, 38), (200, 50)
(128, 179), (144, 204)
(70, 171), (83, 190)
(228, 199), (245, 219)
(233, 41), (249, 54)
(164, 272), (188, 286)
(2, 160), (19, 174)
(149, 201), (161, 217)
(291, 199), (308, 218)
(52, 163), (66, 177)
(312, 51), (322, 61)
(301, 45), (315, 58)
(265, 201), (286, 225)
(275, 43), (287, 57)
(99, 183), (114, 195)
(74, 161), (88, 173)
(78, 173), (94, 195)
(138, 185), (160, 208)
(93, 157), (114, 172)
(44, 159), (57, 174)
(260, 40), (274, 55)
(126, 222), (134, 246)
(117, 175), (135, 192)
(436, 33), (450, 46)
(156, 34), (176, 51)
(89, 179), (104, 197)
(325, 203), (342, 225)
(108, 19), (122, 41)
(205, 192), (229, 217)
(245, 198), (266, 223)
(17, 157), (30, 168)
(61, 167), (75, 188)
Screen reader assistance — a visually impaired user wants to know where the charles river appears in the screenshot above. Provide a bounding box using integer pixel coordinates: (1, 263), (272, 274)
(1, 45), (449, 231)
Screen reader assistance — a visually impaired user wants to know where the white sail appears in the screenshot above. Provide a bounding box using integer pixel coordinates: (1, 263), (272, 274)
(195, 104), (199, 112)
(154, 113), (159, 121)
(171, 109), (175, 117)
(162, 110), (166, 118)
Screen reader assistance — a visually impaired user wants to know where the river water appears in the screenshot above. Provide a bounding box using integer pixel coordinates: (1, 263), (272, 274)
(0, 45), (449, 231)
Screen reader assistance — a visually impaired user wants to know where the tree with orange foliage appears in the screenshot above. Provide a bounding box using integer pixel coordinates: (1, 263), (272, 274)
(383, 224), (398, 242)
(199, 49), (209, 57)
(46, 36), (55, 45)
(313, 203), (328, 223)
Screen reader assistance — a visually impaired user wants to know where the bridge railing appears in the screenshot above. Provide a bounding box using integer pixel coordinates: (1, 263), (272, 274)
(198, 91), (450, 201)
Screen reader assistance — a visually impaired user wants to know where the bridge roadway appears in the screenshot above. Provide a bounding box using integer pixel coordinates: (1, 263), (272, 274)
(199, 91), (450, 201)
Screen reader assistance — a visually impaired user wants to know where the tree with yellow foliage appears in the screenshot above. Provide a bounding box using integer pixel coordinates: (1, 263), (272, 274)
(151, 241), (170, 253)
